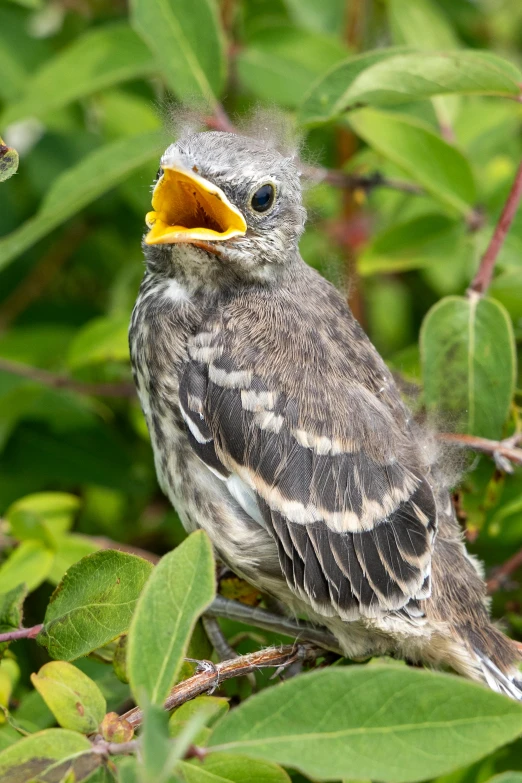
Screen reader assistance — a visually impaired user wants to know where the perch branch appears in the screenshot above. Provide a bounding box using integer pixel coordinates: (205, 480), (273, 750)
(121, 644), (322, 729)
(468, 158), (522, 296)
(0, 357), (136, 398)
(437, 432), (522, 471)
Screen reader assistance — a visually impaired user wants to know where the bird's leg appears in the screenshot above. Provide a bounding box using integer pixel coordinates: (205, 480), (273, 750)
(201, 616), (238, 661)
(185, 657), (220, 694)
(207, 596), (342, 654)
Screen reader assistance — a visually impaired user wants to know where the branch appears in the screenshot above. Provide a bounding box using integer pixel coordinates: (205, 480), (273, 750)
(205, 105), (424, 197)
(0, 624), (42, 643)
(438, 432), (522, 472)
(91, 739), (139, 757)
(206, 595), (341, 653)
(302, 165), (425, 196)
(121, 644), (321, 729)
(487, 548), (522, 593)
(0, 357), (136, 398)
(468, 159), (522, 296)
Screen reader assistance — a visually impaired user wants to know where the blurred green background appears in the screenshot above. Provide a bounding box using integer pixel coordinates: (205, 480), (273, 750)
(1, 2), (522, 774)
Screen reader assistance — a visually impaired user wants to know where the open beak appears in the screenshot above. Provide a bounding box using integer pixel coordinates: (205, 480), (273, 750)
(145, 165), (247, 245)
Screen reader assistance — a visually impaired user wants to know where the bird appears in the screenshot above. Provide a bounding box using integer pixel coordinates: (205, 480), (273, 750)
(129, 129), (522, 699)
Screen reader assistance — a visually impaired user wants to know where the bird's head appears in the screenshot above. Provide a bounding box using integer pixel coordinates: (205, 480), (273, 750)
(143, 131), (306, 286)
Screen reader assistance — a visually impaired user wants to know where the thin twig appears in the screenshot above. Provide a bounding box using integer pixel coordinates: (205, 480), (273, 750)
(0, 624), (42, 643)
(205, 105), (424, 196)
(91, 739), (139, 757)
(204, 104), (237, 134)
(0, 357), (136, 398)
(121, 644), (321, 729)
(438, 432), (522, 470)
(487, 548), (522, 593)
(302, 164), (425, 196)
(468, 159), (522, 296)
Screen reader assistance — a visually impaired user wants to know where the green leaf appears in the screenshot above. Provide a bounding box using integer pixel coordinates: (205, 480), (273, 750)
(48, 534), (100, 587)
(358, 214), (463, 276)
(170, 696), (229, 747)
(128, 530), (215, 706)
(489, 269), (522, 321)
(387, 0), (461, 131)
(0, 25), (27, 102)
(68, 315), (131, 369)
(347, 109), (476, 215)
(0, 138), (18, 183)
(0, 584), (26, 658)
(117, 756), (141, 783)
(130, 0), (226, 102)
(0, 541), (53, 593)
(299, 50), (522, 125)
(140, 700), (174, 782)
(31, 661), (106, 734)
(0, 130), (164, 273)
(11, 689), (55, 733)
(283, 0), (345, 36)
(179, 754), (291, 783)
(388, 0), (460, 50)
(0, 728), (99, 783)
(484, 775), (522, 783)
(420, 296), (516, 439)
(207, 666), (522, 783)
(6, 492), (80, 545)
(237, 26), (348, 107)
(0, 659), (20, 714)
(38, 550), (153, 660)
(170, 696), (229, 734)
(299, 47), (408, 126)
(0, 23), (156, 127)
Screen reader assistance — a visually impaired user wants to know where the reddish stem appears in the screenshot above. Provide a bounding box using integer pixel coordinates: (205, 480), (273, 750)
(487, 548), (522, 594)
(0, 357), (136, 398)
(468, 159), (522, 296)
(0, 624), (43, 643)
(438, 432), (522, 467)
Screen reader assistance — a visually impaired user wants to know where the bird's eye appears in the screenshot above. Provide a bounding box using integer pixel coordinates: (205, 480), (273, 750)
(156, 166), (163, 181)
(251, 183), (275, 213)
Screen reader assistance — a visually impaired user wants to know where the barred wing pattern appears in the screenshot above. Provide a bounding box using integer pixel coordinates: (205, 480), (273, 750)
(179, 324), (437, 620)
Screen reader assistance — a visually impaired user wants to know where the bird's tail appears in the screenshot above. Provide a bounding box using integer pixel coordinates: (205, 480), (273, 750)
(428, 486), (522, 701)
(474, 644), (522, 701)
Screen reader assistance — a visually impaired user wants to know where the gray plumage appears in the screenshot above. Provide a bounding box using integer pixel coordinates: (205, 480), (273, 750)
(130, 131), (522, 699)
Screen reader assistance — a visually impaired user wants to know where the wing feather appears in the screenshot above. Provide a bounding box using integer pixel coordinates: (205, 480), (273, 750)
(179, 324), (437, 620)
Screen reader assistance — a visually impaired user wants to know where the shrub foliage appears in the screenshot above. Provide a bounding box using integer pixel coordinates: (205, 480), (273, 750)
(1, 0), (522, 781)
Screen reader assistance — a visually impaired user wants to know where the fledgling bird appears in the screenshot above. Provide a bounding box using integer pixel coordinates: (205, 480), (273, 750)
(130, 130), (522, 698)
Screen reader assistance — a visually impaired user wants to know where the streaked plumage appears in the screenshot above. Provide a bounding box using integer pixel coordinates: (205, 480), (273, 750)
(130, 131), (522, 699)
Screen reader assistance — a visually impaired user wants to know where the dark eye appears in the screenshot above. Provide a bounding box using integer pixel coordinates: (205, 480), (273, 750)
(251, 183), (275, 213)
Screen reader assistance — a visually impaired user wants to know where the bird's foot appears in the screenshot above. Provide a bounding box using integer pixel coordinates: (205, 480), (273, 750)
(185, 657), (220, 694)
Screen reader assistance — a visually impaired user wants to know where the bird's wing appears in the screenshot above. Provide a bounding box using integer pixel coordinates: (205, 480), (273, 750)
(180, 302), (437, 620)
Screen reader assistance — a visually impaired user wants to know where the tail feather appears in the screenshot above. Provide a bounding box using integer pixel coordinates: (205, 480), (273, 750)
(475, 647), (522, 701)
